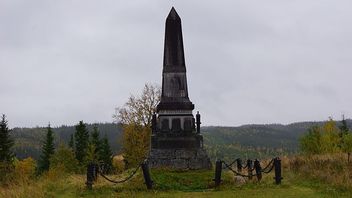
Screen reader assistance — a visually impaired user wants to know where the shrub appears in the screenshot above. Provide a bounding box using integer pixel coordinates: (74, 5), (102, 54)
(112, 155), (125, 173)
(289, 154), (352, 190)
(13, 157), (37, 183)
(0, 161), (14, 185)
(50, 144), (79, 173)
(300, 126), (322, 154)
(342, 133), (352, 163)
(300, 119), (342, 155)
(122, 124), (150, 168)
(320, 120), (340, 153)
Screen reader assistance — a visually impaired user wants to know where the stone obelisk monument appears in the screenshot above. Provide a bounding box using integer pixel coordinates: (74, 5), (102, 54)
(149, 7), (211, 170)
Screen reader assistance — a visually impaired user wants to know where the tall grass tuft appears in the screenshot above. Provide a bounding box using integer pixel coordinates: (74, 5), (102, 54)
(289, 153), (352, 191)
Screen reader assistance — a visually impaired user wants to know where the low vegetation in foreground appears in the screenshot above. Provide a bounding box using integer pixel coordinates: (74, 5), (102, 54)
(1, 155), (351, 198)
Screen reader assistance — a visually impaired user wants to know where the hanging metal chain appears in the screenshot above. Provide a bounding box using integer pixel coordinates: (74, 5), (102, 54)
(223, 159), (237, 169)
(221, 158), (247, 169)
(98, 164), (141, 184)
(262, 164), (275, 174)
(222, 158), (275, 177)
(223, 161), (257, 177)
(242, 163), (248, 169)
(262, 159), (275, 173)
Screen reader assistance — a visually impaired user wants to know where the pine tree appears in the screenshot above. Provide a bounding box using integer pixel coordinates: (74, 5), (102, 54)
(74, 121), (89, 164)
(0, 114), (14, 162)
(99, 136), (113, 173)
(38, 124), (55, 172)
(90, 124), (101, 159)
(50, 144), (79, 173)
(68, 134), (74, 150)
(342, 133), (352, 163)
(339, 115), (350, 148)
(339, 115), (349, 135)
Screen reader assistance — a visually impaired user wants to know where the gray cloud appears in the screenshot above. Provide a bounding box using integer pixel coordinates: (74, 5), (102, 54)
(0, 0), (351, 127)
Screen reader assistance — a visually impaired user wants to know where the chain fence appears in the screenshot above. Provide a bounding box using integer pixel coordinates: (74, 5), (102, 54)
(98, 164), (141, 184)
(86, 157), (282, 189)
(214, 157), (282, 187)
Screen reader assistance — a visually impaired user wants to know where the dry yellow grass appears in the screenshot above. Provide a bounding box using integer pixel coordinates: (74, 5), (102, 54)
(288, 153), (352, 190)
(112, 154), (125, 173)
(1, 154), (351, 197)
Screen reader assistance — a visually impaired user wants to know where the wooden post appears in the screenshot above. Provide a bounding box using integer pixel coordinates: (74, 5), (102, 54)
(86, 163), (94, 189)
(274, 157), (282, 184)
(247, 159), (253, 180)
(254, 159), (262, 181)
(94, 163), (99, 181)
(214, 160), (222, 187)
(236, 158), (242, 172)
(141, 161), (153, 189)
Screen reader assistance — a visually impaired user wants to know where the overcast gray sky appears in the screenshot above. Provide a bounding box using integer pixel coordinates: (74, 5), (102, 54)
(1, 0), (351, 128)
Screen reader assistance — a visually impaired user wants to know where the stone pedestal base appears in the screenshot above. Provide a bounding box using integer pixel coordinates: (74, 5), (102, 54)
(148, 148), (212, 170)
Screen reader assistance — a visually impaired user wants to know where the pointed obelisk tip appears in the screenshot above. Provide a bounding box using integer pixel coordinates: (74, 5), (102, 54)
(163, 6), (184, 67)
(167, 7), (179, 20)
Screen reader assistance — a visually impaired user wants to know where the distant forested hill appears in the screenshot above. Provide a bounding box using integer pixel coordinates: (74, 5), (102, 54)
(12, 123), (123, 160)
(203, 119), (352, 161)
(11, 119), (351, 161)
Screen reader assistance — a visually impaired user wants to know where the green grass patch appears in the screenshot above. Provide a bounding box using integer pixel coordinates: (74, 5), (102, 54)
(2, 168), (352, 197)
(149, 169), (218, 191)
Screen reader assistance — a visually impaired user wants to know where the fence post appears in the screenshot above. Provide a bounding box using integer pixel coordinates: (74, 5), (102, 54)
(94, 163), (99, 181)
(236, 158), (242, 172)
(141, 160), (153, 189)
(86, 162), (94, 189)
(254, 159), (262, 181)
(274, 157), (282, 184)
(90, 163), (98, 181)
(247, 159), (253, 180)
(214, 160), (222, 187)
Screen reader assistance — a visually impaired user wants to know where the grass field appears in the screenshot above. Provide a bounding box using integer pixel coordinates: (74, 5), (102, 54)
(1, 165), (351, 198)
(1, 154), (351, 198)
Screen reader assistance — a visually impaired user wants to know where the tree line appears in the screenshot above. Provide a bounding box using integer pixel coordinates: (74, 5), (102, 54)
(11, 122), (121, 160)
(300, 116), (352, 162)
(0, 115), (113, 183)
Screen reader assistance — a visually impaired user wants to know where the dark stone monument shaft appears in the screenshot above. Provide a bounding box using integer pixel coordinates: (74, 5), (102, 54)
(149, 7), (211, 170)
(158, 7), (194, 111)
(163, 7), (185, 68)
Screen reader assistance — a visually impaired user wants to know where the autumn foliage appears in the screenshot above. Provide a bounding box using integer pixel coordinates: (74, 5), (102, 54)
(115, 83), (160, 168)
(300, 118), (352, 162)
(122, 124), (151, 167)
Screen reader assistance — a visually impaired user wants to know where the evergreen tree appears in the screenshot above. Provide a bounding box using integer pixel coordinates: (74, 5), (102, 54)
(68, 134), (74, 150)
(74, 121), (89, 164)
(300, 125), (322, 154)
(50, 144), (79, 173)
(338, 115), (350, 148)
(90, 124), (101, 159)
(38, 124), (55, 172)
(342, 133), (352, 163)
(339, 115), (349, 135)
(99, 136), (113, 173)
(0, 114), (14, 162)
